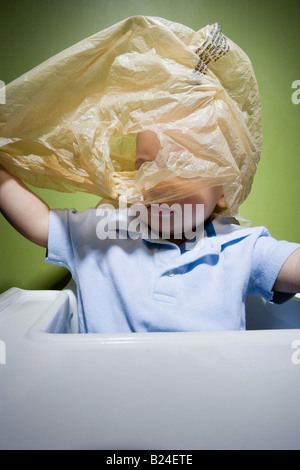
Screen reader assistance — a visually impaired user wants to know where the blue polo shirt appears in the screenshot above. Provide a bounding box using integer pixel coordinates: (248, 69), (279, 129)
(46, 208), (299, 333)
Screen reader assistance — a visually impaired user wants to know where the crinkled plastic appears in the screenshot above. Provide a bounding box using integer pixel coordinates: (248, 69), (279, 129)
(0, 16), (262, 216)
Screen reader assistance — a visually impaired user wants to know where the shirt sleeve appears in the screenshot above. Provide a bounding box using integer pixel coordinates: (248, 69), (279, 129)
(248, 229), (300, 303)
(45, 209), (77, 278)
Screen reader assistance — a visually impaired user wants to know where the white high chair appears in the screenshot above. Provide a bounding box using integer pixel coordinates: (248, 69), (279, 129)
(0, 281), (299, 450)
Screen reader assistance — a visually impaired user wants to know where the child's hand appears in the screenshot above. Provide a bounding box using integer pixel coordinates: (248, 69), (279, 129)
(0, 165), (49, 248)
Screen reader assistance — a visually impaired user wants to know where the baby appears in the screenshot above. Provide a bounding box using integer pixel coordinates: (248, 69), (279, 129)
(0, 129), (299, 333)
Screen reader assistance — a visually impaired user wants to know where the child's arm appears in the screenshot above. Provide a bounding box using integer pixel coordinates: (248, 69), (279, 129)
(0, 165), (49, 248)
(273, 248), (300, 294)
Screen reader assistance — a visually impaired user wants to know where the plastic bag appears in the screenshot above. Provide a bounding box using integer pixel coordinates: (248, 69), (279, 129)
(0, 16), (262, 216)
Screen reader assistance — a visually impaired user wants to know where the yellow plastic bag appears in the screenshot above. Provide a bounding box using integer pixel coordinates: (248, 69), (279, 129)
(0, 16), (262, 216)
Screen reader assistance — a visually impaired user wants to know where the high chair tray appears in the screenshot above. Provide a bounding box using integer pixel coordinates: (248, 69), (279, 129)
(0, 287), (300, 450)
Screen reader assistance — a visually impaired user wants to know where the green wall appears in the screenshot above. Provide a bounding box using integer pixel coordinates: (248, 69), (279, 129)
(0, 0), (299, 293)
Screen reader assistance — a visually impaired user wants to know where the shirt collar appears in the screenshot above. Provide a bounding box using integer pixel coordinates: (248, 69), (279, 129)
(211, 217), (252, 245)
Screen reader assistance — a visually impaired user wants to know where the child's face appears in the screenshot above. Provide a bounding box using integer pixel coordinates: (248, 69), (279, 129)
(135, 130), (226, 239)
